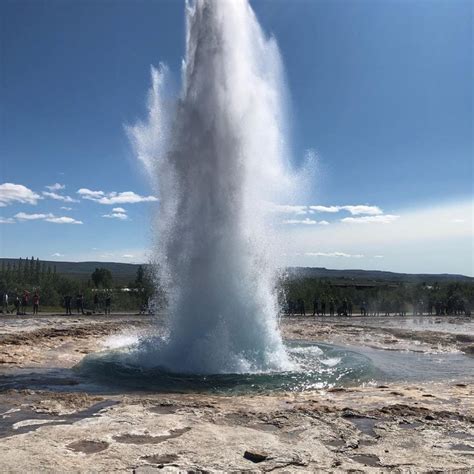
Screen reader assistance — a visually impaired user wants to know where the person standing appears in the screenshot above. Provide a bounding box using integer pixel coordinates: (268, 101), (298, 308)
(21, 290), (29, 315)
(2, 292), (9, 314)
(93, 292), (100, 314)
(14, 295), (20, 315)
(105, 293), (111, 315)
(76, 293), (85, 315)
(64, 295), (72, 315)
(32, 292), (39, 315)
(312, 295), (319, 316)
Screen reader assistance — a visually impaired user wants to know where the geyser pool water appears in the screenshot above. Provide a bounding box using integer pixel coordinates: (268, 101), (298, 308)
(126, 0), (297, 374)
(74, 340), (473, 394)
(77, 342), (377, 394)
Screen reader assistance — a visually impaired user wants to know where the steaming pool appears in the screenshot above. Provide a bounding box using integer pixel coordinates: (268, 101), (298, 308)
(70, 340), (473, 394)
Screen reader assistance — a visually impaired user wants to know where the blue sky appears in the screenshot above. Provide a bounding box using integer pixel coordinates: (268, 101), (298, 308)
(0, 0), (472, 275)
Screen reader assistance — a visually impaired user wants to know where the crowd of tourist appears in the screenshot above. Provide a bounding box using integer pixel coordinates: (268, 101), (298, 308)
(285, 294), (470, 317)
(1, 290), (113, 316)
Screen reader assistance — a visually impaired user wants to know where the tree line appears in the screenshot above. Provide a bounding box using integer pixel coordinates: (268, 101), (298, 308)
(280, 277), (474, 316)
(1, 257), (472, 316)
(0, 257), (154, 312)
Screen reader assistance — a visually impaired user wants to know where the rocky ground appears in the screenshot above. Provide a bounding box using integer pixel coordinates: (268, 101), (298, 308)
(0, 313), (473, 472)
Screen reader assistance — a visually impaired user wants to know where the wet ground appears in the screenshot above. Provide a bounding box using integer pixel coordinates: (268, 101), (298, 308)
(0, 313), (472, 472)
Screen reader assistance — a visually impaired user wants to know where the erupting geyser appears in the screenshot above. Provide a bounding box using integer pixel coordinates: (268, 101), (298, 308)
(128, 0), (296, 374)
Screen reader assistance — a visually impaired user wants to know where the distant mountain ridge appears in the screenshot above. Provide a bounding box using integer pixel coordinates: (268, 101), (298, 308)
(0, 258), (141, 284)
(1, 258), (472, 284)
(287, 267), (473, 284)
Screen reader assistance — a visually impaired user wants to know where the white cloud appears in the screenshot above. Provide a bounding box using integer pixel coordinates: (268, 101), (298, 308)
(45, 183), (65, 191)
(309, 205), (340, 213)
(0, 183), (41, 207)
(14, 212), (82, 224)
(0, 217), (15, 224)
(102, 212), (128, 220)
(283, 218), (327, 225)
(122, 254), (134, 258)
(268, 203), (308, 215)
(305, 252), (364, 258)
(77, 188), (105, 199)
(43, 191), (79, 203)
(452, 218), (465, 223)
(60, 206), (73, 211)
(374, 255), (384, 258)
(340, 205), (383, 215)
(45, 216), (83, 224)
(51, 252), (65, 257)
(15, 212), (53, 221)
(341, 214), (400, 224)
(112, 207), (126, 213)
(77, 188), (157, 205)
(278, 199), (473, 275)
(309, 204), (382, 215)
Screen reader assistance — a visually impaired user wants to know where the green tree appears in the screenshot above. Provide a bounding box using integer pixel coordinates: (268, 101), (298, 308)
(91, 268), (113, 289)
(35, 258), (41, 284)
(135, 265), (145, 286)
(29, 257), (35, 282)
(18, 258), (23, 281)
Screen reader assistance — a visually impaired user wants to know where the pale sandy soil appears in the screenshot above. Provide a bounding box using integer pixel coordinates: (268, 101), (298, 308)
(0, 314), (473, 473)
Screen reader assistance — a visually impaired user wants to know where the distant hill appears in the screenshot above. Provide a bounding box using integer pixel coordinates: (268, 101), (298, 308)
(1, 259), (471, 285)
(287, 267), (473, 284)
(0, 258), (142, 285)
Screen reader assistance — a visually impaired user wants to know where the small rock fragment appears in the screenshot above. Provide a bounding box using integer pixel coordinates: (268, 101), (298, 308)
(244, 450), (268, 463)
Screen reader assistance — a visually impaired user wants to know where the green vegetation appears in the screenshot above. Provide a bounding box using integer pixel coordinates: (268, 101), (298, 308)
(0, 257), (154, 313)
(281, 276), (474, 316)
(0, 258), (472, 316)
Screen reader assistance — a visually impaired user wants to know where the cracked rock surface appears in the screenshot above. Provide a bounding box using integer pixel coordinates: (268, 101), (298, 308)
(0, 313), (472, 472)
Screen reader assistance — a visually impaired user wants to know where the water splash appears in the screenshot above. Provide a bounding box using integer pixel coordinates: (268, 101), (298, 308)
(128, 0), (297, 374)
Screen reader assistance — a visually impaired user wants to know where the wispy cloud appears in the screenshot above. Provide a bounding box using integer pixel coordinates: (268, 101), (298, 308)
(102, 206), (129, 220)
(43, 191), (78, 203)
(43, 191), (79, 203)
(272, 203), (385, 222)
(77, 188), (158, 205)
(102, 212), (128, 220)
(341, 214), (399, 224)
(305, 251), (364, 258)
(51, 252), (65, 257)
(14, 212), (82, 224)
(268, 203), (308, 215)
(283, 218), (329, 225)
(45, 183), (65, 191)
(60, 206), (73, 211)
(45, 216), (82, 224)
(77, 188), (104, 199)
(341, 205), (382, 216)
(0, 183), (42, 207)
(309, 204), (382, 215)
(308, 205), (340, 213)
(278, 199), (472, 275)
(15, 212), (53, 221)
(0, 217), (15, 224)
(122, 254), (134, 258)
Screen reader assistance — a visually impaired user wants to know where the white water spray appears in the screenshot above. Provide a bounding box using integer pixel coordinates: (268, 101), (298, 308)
(128, 0), (297, 374)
